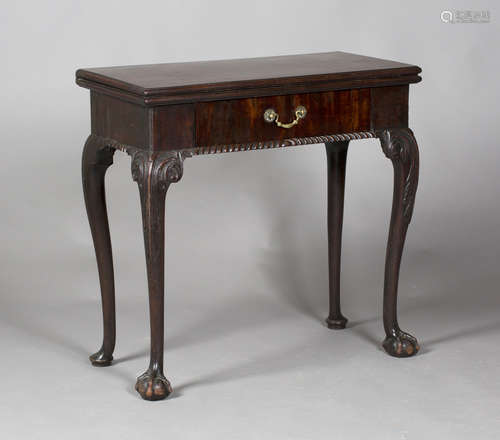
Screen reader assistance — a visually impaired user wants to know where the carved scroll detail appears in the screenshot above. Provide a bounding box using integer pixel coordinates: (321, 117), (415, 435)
(87, 136), (190, 191)
(129, 150), (186, 193)
(377, 128), (419, 224)
(84, 134), (115, 167)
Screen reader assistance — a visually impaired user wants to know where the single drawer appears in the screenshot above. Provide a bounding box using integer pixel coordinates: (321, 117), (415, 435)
(195, 89), (370, 147)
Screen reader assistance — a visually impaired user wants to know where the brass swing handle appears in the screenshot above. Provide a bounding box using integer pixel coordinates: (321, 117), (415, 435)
(263, 105), (307, 129)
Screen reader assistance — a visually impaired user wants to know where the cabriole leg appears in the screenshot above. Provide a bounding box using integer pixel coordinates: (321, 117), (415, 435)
(130, 150), (187, 400)
(82, 135), (116, 366)
(378, 128), (420, 358)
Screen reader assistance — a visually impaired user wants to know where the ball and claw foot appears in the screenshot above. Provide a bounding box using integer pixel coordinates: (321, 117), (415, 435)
(382, 330), (420, 358)
(325, 314), (348, 330)
(135, 369), (173, 401)
(89, 349), (113, 367)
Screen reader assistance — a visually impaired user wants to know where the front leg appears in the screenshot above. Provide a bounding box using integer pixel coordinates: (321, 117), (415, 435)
(82, 135), (116, 366)
(378, 128), (420, 358)
(130, 149), (187, 400)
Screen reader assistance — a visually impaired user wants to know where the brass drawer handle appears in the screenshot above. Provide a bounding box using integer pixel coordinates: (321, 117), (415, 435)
(263, 105), (307, 129)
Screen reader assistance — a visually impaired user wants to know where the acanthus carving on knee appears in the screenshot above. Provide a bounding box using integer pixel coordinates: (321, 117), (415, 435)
(377, 128), (419, 225)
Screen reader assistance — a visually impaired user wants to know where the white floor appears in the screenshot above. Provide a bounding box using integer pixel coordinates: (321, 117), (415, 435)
(1, 249), (499, 440)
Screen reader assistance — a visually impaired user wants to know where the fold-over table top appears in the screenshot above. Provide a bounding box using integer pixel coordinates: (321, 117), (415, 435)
(76, 51), (421, 106)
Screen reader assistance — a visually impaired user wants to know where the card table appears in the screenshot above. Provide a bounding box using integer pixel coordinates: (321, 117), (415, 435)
(77, 51), (422, 400)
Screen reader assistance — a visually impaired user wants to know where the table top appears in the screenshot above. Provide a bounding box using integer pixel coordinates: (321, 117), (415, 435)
(76, 51), (421, 105)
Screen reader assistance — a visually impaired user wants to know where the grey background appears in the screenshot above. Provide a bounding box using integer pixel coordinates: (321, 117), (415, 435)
(1, 1), (499, 438)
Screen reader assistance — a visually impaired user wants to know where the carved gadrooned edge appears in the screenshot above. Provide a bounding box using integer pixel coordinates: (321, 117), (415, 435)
(377, 128), (419, 224)
(88, 131), (380, 186)
(89, 132), (376, 161)
(191, 131), (376, 155)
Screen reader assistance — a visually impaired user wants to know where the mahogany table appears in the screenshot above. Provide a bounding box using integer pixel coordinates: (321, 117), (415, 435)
(76, 51), (422, 401)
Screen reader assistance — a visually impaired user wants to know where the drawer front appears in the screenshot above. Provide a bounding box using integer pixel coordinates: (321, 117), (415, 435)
(195, 89), (370, 147)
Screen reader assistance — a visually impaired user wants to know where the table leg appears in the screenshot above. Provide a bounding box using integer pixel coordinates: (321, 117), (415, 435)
(325, 141), (350, 329)
(130, 150), (186, 401)
(82, 135), (116, 366)
(378, 128), (420, 357)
